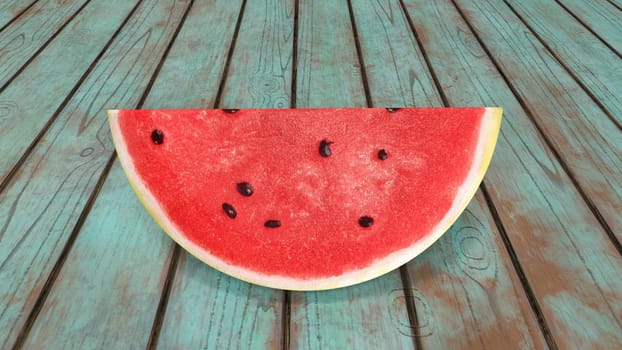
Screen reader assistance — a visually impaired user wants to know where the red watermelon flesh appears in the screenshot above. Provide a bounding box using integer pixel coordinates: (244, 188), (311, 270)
(108, 108), (501, 290)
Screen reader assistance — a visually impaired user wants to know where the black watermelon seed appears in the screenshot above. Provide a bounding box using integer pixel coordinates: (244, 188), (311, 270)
(386, 108), (400, 113)
(264, 220), (281, 228)
(236, 182), (254, 197)
(319, 139), (334, 157)
(223, 109), (239, 114)
(222, 203), (237, 219)
(151, 129), (164, 145)
(378, 149), (388, 160)
(359, 216), (374, 228)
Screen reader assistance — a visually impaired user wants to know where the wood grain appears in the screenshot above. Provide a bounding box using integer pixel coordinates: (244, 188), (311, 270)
(148, 1), (284, 348)
(219, 0), (294, 108)
(451, 0), (622, 244)
(403, 0), (622, 346)
(349, 0), (441, 107)
(289, 1), (412, 349)
(503, 0), (622, 126)
(556, 0), (622, 53)
(295, 0), (366, 108)
(0, 0), (89, 88)
(0, 0), (37, 29)
(21, 161), (175, 349)
(0, 0), (140, 185)
(406, 193), (546, 349)
(0, 0), (190, 347)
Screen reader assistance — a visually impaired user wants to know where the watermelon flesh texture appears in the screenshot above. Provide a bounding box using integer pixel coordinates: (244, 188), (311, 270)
(108, 108), (502, 290)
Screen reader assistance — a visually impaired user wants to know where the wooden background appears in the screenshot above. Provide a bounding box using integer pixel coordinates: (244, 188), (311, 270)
(0, 0), (620, 349)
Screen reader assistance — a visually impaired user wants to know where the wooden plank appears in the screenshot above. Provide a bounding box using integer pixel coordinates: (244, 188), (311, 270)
(556, 0), (622, 53)
(219, 0), (294, 108)
(403, 0), (622, 346)
(0, 0), (190, 347)
(0, 0), (37, 29)
(350, 0), (547, 348)
(295, 0), (366, 108)
(453, 0), (622, 264)
(503, 0), (622, 126)
(350, 0), (441, 107)
(0, 0), (140, 184)
(406, 193), (545, 349)
(21, 162), (175, 349)
(150, 1), (284, 348)
(0, 0), (89, 88)
(289, 1), (412, 349)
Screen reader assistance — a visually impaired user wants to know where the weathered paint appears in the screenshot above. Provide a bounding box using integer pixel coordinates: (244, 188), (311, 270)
(403, 0), (622, 346)
(0, 0), (140, 183)
(0, 0), (145, 347)
(0, 0), (37, 30)
(556, 0), (622, 53)
(504, 0), (622, 125)
(0, 0), (89, 88)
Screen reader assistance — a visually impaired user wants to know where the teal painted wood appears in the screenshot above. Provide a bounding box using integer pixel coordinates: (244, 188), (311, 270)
(0, 0), (37, 29)
(295, 0), (366, 108)
(290, 1), (412, 349)
(405, 193), (546, 348)
(22, 162), (175, 349)
(0, 0), (139, 184)
(159, 253), (283, 349)
(219, 0), (294, 108)
(403, 0), (622, 346)
(557, 0), (622, 52)
(147, 1), (285, 348)
(504, 0), (622, 126)
(453, 0), (622, 262)
(0, 0), (190, 347)
(349, 0), (442, 107)
(291, 274), (414, 349)
(352, 0), (546, 347)
(0, 0), (142, 347)
(0, 0), (88, 88)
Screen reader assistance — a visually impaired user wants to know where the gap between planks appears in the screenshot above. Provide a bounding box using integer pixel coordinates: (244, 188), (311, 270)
(0, 0), (39, 33)
(397, 0), (558, 348)
(553, 0), (622, 59)
(450, 0), (622, 256)
(501, 0), (622, 131)
(9, 0), (196, 346)
(0, 0), (92, 94)
(0, 0), (143, 197)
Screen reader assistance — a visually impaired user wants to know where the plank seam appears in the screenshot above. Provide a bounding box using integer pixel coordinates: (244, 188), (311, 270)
(146, 245), (181, 350)
(554, 0), (622, 59)
(346, 0), (373, 107)
(398, 0), (449, 106)
(0, 0), (144, 197)
(399, 266), (424, 350)
(290, 0), (299, 108)
(0, 0), (39, 34)
(0, 0), (93, 95)
(11, 153), (117, 350)
(212, 0), (247, 109)
(480, 184), (559, 350)
(500, 0), (622, 131)
(281, 289), (291, 350)
(451, 0), (622, 254)
(606, 0), (622, 12)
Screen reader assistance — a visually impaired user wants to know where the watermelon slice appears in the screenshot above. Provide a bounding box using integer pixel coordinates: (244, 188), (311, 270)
(108, 108), (501, 290)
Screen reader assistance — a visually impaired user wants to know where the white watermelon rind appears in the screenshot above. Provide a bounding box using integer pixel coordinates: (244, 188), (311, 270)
(108, 108), (502, 291)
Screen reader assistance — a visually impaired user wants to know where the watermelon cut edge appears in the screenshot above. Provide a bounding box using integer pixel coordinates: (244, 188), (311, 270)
(108, 108), (502, 290)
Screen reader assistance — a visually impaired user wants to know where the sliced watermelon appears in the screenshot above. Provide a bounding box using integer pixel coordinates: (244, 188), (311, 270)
(108, 108), (501, 290)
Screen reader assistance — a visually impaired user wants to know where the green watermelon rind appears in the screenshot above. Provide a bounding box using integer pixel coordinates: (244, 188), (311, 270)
(108, 108), (502, 291)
